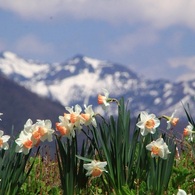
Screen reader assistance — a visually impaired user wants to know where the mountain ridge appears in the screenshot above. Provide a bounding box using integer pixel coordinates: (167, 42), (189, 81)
(0, 51), (195, 121)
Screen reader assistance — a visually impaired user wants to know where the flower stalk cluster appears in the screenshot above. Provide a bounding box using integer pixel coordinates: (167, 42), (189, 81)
(136, 111), (172, 159)
(15, 119), (54, 155)
(1, 88), (193, 194)
(55, 104), (97, 139)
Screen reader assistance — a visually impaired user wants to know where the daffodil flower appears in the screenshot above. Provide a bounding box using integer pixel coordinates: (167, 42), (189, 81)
(183, 122), (194, 141)
(98, 88), (111, 110)
(15, 119), (35, 154)
(0, 130), (10, 150)
(80, 104), (97, 127)
(98, 88), (119, 110)
(15, 130), (33, 155)
(56, 122), (70, 136)
(57, 104), (97, 138)
(83, 160), (108, 178)
(136, 111), (160, 136)
(163, 110), (179, 130)
(56, 115), (75, 138)
(65, 104), (83, 130)
(177, 189), (187, 195)
(32, 119), (54, 143)
(23, 118), (34, 132)
(146, 138), (171, 159)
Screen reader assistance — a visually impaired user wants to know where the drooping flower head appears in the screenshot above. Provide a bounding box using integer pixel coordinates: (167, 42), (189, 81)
(98, 88), (110, 109)
(163, 110), (179, 130)
(98, 88), (120, 110)
(0, 130), (10, 150)
(183, 122), (194, 141)
(146, 138), (171, 159)
(177, 189), (187, 195)
(83, 160), (107, 178)
(136, 111), (160, 136)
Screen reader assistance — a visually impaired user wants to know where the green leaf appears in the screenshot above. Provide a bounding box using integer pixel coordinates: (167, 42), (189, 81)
(75, 155), (92, 162)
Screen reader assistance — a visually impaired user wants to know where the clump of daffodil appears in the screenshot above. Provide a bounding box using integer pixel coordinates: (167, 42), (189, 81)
(56, 104), (97, 138)
(15, 118), (54, 155)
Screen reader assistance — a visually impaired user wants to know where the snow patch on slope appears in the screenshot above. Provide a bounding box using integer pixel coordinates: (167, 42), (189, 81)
(0, 51), (49, 80)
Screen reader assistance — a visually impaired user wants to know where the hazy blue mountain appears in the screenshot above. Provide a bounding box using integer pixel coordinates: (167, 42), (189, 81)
(0, 51), (195, 122)
(0, 73), (65, 135)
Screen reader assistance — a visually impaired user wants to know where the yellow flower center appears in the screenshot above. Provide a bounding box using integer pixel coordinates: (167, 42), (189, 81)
(23, 139), (33, 149)
(32, 130), (41, 140)
(183, 128), (190, 136)
(171, 118), (179, 126)
(98, 95), (106, 105)
(92, 167), (102, 177)
(38, 127), (47, 136)
(151, 146), (160, 155)
(81, 113), (90, 121)
(56, 123), (69, 136)
(0, 138), (3, 146)
(70, 113), (77, 123)
(145, 119), (155, 129)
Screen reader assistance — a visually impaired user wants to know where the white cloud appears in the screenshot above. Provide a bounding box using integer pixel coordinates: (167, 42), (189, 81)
(176, 72), (195, 81)
(168, 56), (195, 81)
(0, 0), (195, 29)
(15, 34), (55, 56)
(107, 28), (159, 55)
(0, 35), (55, 60)
(168, 56), (195, 71)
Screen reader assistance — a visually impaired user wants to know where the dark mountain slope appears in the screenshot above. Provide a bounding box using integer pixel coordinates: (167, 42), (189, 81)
(0, 74), (65, 135)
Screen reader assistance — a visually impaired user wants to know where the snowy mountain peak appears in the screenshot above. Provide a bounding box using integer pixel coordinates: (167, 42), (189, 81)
(0, 51), (49, 82)
(65, 54), (110, 72)
(0, 51), (194, 118)
(2, 51), (18, 59)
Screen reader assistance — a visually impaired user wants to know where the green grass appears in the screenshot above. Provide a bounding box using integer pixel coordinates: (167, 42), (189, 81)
(19, 151), (62, 195)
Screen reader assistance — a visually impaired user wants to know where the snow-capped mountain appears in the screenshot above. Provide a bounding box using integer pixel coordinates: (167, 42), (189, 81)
(0, 51), (195, 118)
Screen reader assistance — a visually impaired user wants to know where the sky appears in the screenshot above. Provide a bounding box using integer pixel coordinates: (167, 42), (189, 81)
(0, 0), (195, 81)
